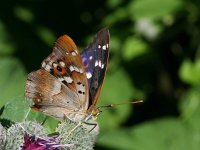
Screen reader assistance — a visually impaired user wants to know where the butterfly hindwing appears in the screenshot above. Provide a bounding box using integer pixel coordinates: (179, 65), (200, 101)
(25, 69), (82, 119)
(81, 28), (110, 109)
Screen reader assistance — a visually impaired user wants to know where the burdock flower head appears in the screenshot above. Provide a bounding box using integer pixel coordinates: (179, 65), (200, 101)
(22, 132), (74, 150)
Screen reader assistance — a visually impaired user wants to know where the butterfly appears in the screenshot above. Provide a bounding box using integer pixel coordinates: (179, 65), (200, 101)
(25, 28), (109, 124)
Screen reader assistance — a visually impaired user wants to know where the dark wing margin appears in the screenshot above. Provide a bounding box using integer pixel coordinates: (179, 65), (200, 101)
(81, 28), (110, 109)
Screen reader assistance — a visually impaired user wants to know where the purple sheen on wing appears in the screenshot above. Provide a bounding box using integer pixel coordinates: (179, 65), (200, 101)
(81, 51), (94, 86)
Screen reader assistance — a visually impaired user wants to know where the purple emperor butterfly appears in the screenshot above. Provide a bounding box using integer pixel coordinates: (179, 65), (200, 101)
(25, 28), (109, 124)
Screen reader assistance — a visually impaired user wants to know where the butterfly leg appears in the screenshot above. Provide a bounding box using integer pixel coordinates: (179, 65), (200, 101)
(84, 121), (98, 132)
(66, 121), (82, 138)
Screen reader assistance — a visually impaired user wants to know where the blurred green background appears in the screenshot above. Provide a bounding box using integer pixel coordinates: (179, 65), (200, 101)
(1, 0), (200, 149)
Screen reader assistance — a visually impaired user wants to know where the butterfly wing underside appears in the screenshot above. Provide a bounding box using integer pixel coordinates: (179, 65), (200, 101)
(25, 35), (89, 120)
(81, 28), (110, 112)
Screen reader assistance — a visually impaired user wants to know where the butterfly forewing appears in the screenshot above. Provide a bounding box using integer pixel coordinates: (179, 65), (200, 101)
(25, 35), (89, 120)
(81, 28), (110, 111)
(41, 35), (89, 110)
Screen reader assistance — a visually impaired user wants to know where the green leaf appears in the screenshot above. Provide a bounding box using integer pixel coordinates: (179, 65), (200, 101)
(36, 26), (56, 45)
(129, 0), (182, 20)
(43, 117), (59, 133)
(103, 8), (128, 26)
(24, 107), (59, 132)
(110, 36), (121, 53)
(134, 19), (161, 39)
(97, 68), (144, 131)
(179, 59), (200, 84)
(107, 0), (123, 9)
(14, 6), (35, 23)
(0, 58), (27, 107)
(123, 36), (149, 60)
(25, 110), (47, 123)
(98, 118), (191, 150)
(179, 86), (200, 130)
(178, 86), (200, 150)
(1, 95), (59, 132)
(0, 22), (15, 55)
(1, 96), (31, 121)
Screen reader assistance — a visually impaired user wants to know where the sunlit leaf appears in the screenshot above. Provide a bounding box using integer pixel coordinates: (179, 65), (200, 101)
(134, 18), (161, 39)
(179, 59), (200, 84)
(43, 117), (59, 133)
(0, 58), (27, 107)
(129, 0), (182, 20)
(123, 36), (149, 60)
(1, 96), (30, 121)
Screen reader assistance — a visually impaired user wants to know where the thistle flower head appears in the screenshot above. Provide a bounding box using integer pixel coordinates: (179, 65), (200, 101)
(22, 132), (74, 150)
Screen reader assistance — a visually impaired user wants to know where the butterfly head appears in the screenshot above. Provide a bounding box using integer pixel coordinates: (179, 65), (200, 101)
(91, 107), (102, 120)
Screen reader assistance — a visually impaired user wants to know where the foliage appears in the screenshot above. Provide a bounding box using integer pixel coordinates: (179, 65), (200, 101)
(1, 0), (200, 149)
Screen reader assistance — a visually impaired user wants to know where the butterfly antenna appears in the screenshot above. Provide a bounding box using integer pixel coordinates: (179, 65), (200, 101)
(98, 100), (143, 108)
